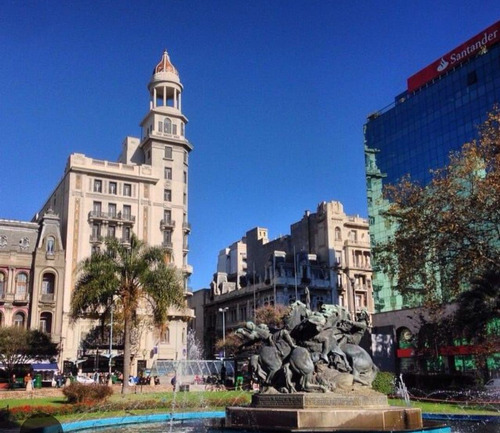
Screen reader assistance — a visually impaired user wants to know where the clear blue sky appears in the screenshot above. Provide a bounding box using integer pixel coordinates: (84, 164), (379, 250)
(1, 1), (498, 291)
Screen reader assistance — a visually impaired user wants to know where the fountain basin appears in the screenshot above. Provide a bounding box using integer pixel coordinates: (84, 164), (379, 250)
(225, 393), (445, 432)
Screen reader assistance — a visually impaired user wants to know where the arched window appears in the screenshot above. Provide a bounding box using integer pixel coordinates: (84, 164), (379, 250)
(15, 273), (28, 298)
(164, 118), (172, 134)
(14, 312), (25, 328)
(0, 272), (5, 298)
(160, 328), (170, 343)
(335, 227), (342, 241)
(39, 312), (53, 334)
(42, 273), (55, 300)
(46, 236), (55, 254)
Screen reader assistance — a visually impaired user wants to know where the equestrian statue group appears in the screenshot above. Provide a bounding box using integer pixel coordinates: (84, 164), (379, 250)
(235, 300), (378, 394)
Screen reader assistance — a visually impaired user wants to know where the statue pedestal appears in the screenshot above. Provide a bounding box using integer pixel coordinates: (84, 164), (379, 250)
(226, 392), (424, 432)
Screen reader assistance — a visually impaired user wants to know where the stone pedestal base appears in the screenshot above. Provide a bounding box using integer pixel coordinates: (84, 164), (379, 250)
(225, 393), (423, 432)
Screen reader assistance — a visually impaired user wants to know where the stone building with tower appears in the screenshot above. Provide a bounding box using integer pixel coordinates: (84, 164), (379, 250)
(199, 200), (373, 358)
(1, 50), (194, 375)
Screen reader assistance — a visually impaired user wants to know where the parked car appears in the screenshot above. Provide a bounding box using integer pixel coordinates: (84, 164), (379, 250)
(484, 378), (500, 398)
(76, 375), (95, 385)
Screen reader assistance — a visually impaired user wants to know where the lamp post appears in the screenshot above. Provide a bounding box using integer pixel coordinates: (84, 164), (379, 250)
(218, 307), (228, 359)
(108, 302), (114, 385)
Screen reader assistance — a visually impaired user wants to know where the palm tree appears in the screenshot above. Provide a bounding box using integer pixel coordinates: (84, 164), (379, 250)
(70, 234), (186, 393)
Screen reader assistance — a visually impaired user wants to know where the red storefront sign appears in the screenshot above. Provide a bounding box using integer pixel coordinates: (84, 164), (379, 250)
(407, 21), (500, 92)
(397, 344), (499, 358)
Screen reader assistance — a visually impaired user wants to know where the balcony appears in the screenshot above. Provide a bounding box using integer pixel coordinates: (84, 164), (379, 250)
(14, 293), (29, 304)
(162, 241), (173, 250)
(89, 234), (104, 243)
(160, 219), (176, 230)
(40, 293), (55, 303)
(182, 264), (193, 275)
(88, 211), (136, 224)
(182, 222), (191, 233)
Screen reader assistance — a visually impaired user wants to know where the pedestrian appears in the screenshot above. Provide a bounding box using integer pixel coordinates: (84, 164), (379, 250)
(170, 374), (176, 391)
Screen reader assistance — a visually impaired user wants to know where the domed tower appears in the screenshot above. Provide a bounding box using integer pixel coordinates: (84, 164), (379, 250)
(140, 50), (193, 285)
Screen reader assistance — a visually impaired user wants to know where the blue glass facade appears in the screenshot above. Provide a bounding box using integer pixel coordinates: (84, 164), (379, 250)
(365, 40), (500, 312)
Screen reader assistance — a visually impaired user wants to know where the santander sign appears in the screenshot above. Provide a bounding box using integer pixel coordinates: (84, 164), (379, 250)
(408, 21), (500, 92)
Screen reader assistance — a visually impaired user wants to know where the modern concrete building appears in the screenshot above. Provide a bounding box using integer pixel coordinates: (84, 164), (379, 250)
(26, 50), (195, 373)
(364, 21), (500, 375)
(201, 200), (373, 358)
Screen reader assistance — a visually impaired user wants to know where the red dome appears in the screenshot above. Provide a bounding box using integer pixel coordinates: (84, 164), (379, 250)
(153, 50), (178, 76)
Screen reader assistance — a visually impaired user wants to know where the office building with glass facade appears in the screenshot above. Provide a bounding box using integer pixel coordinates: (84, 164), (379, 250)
(365, 20), (500, 313)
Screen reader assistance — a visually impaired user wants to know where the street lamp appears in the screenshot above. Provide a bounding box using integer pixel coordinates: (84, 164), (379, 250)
(108, 301), (114, 385)
(218, 307), (228, 359)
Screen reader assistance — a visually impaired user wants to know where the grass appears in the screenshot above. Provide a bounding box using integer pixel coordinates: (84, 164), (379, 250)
(0, 391), (498, 425)
(389, 398), (499, 415)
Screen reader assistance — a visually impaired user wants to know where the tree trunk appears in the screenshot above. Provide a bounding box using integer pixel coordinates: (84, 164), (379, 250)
(121, 317), (132, 394)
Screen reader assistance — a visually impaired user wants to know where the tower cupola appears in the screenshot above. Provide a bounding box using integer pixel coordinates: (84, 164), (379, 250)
(148, 50), (183, 112)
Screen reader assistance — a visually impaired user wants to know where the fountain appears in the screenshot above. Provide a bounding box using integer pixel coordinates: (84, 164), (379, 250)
(224, 301), (449, 432)
(59, 303), (498, 432)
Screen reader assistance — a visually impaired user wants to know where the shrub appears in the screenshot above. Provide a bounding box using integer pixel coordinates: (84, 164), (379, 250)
(372, 371), (395, 395)
(62, 382), (113, 403)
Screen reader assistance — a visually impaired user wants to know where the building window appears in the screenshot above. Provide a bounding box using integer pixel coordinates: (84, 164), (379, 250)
(0, 272), (5, 298)
(183, 151), (188, 164)
(123, 227), (131, 243)
(183, 193), (186, 205)
(164, 209), (172, 223)
(109, 182), (117, 195)
(41, 273), (55, 296)
(108, 203), (117, 218)
(163, 230), (172, 244)
(172, 123), (177, 135)
(335, 227), (342, 241)
(164, 189), (172, 202)
(92, 223), (101, 239)
(94, 179), (102, 193)
(14, 312), (25, 328)
(164, 118), (172, 134)
(158, 121), (163, 132)
(93, 201), (102, 214)
(467, 70), (477, 86)
(108, 225), (116, 238)
(15, 273), (28, 297)
(164, 167), (172, 180)
(181, 123), (184, 136)
(39, 312), (52, 334)
(123, 183), (132, 197)
(160, 328), (170, 343)
(183, 171), (187, 183)
(123, 205), (131, 219)
(46, 236), (55, 254)
(165, 146), (173, 159)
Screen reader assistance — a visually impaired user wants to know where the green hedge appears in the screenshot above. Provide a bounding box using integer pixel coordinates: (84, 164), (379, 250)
(371, 371), (395, 395)
(62, 382), (114, 403)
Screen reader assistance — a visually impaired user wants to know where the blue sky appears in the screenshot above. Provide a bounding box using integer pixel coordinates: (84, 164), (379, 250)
(1, 1), (498, 291)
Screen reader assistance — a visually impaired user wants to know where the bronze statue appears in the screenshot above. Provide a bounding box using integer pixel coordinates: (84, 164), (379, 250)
(235, 302), (378, 393)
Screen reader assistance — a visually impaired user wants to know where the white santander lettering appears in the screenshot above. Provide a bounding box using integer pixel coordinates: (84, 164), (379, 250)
(449, 30), (499, 65)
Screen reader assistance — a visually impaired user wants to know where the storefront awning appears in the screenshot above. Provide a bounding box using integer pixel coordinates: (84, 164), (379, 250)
(32, 363), (58, 371)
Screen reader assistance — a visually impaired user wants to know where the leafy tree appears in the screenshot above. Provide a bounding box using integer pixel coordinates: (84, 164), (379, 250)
(374, 107), (500, 308)
(0, 327), (58, 380)
(215, 332), (243, 358)
(254, 304), (289, 328)
(455, 267), (500, 343)
(70, 234), (186, 393)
